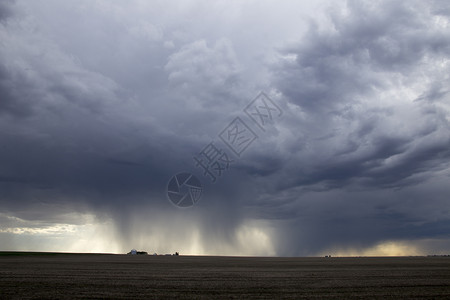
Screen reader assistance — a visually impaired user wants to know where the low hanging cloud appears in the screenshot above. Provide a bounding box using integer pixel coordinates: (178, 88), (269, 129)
(256, 0), (450, 255)
(270, 0), (450, 189)
(0, 0), (449, 256)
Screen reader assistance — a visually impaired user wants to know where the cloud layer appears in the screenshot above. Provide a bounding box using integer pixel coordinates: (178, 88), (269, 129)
(1, 0), (449, 256)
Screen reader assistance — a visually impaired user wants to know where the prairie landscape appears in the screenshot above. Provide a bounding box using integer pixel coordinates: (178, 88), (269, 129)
(2, 3), (450, 299)
(0, 253), (449, 299)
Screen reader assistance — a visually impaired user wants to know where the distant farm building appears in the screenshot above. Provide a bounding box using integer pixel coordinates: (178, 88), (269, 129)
(127, 249), (178, 255)
(127, 249), (148, 255)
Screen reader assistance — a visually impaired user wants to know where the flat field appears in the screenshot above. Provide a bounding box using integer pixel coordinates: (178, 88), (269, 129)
(0, 253), (449, 299)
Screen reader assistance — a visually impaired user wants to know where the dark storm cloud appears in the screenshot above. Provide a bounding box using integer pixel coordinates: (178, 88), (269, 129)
(0, 0), (249, 252)
(1, 0), (450, 255)
(0, 60), (33, 117)
(247, 0), (450, 254)
(0, 0), (14, 22)
(276, 0), (450, 113)
(269, 0), (450, 190)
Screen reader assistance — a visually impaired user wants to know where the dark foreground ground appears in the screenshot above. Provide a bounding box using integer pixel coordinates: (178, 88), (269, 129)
(0, 253), (449, 299)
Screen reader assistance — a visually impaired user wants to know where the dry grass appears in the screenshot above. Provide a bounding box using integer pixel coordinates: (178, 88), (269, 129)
(1, 253), (449, 299)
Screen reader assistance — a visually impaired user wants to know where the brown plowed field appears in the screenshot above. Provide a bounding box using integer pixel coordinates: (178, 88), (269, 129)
(1, 253), (449, 299)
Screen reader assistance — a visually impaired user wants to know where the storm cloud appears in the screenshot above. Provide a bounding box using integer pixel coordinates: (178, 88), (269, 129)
(1, 0), (449, 256)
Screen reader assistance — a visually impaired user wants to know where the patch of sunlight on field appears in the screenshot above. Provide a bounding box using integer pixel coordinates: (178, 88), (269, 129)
(234, 221), (276, 256)
(118, 220), (276, 256)
(66, 220), (276, 256)
(96, 210), (276, 256)
(0, 212), (120, 253)
(189, 220), (276, 256)
(321, 241), (421, 256)
(66, 218), (121, 253)
(320, 239), (450, 257)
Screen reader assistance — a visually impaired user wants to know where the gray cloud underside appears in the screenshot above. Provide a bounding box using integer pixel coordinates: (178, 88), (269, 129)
(1, 0), (450, 255)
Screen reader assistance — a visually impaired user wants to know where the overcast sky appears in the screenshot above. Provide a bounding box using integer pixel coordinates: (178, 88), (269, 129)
(1, 0), (450, 256)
